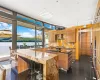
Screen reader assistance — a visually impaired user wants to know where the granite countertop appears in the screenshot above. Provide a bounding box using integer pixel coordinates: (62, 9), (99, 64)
(16, 49), (57, 64)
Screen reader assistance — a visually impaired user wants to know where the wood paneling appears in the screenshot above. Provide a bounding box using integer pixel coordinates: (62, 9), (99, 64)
(92, 24), (100, 79)
(18, 56), (29, 73)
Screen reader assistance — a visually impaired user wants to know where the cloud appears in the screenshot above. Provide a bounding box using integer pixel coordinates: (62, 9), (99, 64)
(37, 30), (42, 35)
(0, 22), (12, 31)
(29, 29), (42, 36)
(1, 22), (9, 29)
(29, 29), (35, 33)
(0, 23), (1, 27)
(29, 29), (42, 34)
(19, 32), (33, 38)
(8, 25), (12, 31)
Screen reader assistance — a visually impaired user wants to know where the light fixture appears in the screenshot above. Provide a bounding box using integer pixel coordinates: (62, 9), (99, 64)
(39, 10), (52, 19)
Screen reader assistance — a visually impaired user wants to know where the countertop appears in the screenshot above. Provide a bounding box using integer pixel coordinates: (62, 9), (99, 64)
(16, 49), (57, 64)
(16, 48), (73, 64)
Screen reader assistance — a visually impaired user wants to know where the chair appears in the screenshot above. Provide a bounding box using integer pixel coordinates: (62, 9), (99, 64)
(9, 47), (17, 62)
(0, 46), (18, 80)
(0, 60), (18, 80)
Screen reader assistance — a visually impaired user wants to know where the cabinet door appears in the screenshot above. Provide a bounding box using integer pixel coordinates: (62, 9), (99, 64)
(67, 29), (76, 42)
(58, 54), (68, 70)
(72, 49), (76, 60)
(48, 31), (55, 43)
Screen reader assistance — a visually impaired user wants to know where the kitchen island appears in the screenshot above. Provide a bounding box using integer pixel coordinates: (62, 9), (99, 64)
(17, 49), (59, 80)
(34, 48), (73, 71)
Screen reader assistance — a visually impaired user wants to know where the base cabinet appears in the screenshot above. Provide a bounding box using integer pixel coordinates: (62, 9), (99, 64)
(58, 52), (72, 70)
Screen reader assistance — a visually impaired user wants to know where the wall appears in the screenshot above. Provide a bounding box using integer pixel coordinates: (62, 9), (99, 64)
(92, 23), (100, 79)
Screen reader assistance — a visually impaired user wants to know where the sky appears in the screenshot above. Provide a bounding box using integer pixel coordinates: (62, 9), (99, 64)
(0, 22), (42, 38)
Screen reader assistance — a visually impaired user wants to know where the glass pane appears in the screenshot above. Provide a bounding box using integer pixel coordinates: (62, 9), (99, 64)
(36, 27), (43, 48)
(17, 25), (36, 49)
(35, 21), (43, 27)
(44, 23), (52, 29)
(0, 21), (12, 57)
(52, 26), (56, 30)
(45, 32), (49, 47)
(17, 14), (36, 24)
(44, 23), (55, 30)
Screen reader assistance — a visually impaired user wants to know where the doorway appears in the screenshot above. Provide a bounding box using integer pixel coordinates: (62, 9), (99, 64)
(79, 29), (92, 56)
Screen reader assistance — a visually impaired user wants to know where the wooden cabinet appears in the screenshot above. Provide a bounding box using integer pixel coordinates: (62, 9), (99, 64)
(72, 49), (76, 60)
(48, 28), (76, 45)
(48, 30), (56, 43)
(66, 28), (76, 42)
(58, 52), (72, 70)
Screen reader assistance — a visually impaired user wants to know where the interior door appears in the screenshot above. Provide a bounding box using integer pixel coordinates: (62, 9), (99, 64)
(80, 32), (92, 56)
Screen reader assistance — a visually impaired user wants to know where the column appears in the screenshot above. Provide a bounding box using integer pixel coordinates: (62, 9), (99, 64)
(12, 12), (17, 50)
(42, 28), (45, 48)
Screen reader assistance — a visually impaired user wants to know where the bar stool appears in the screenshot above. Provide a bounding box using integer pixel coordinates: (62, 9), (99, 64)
(27, 60), (43, 80)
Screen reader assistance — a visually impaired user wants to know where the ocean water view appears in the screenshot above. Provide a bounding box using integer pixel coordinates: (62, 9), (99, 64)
(0, 42), (42, 57)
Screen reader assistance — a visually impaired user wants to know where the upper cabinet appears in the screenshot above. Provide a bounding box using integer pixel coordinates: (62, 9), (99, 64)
(48, 28), (76, 44)
(66, 28), (76, 42)
(48, 30), (56, 43)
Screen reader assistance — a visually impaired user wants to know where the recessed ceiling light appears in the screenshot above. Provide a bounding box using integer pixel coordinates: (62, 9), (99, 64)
(56, 0), (58, 2)
(40, 10), (52, 19)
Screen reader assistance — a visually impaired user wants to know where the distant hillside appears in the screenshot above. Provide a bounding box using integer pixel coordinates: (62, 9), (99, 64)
(0, 37), (42, 42)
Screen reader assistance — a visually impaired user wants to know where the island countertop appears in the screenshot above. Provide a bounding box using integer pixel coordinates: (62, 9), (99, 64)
(17, 49), (58, 64)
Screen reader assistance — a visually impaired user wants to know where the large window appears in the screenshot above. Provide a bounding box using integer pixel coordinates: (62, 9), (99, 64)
(0, 9), (56, 57)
